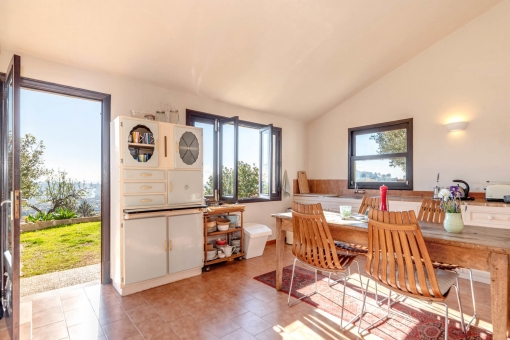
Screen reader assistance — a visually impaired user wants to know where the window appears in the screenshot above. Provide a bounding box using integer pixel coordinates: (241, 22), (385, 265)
(187, 109), (282, 202)
(348, 118), (413, 190)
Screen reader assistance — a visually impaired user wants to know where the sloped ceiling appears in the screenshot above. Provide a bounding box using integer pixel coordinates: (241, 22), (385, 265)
(0, 0), (503, 122)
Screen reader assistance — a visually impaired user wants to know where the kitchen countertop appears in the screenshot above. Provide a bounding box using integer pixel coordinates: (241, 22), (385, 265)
(293, 193), (509, 207)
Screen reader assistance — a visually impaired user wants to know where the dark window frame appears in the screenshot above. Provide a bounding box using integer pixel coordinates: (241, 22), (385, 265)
(0, 72), (112, 284)
(348, 118), (413, 190)
(186, 109), (282, 203)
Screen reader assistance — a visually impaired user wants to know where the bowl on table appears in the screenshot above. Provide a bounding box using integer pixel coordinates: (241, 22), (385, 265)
(223, 215), (240, 228)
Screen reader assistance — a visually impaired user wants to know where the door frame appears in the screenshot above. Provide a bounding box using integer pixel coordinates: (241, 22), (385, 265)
(0, 73), (112, 284)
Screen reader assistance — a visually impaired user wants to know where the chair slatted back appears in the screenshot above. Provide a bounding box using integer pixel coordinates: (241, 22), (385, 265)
(417, 198), (445, 223)
(358, 196), (380, 214)
(366, 209), (444, 299)
(292, 202), (356, 271)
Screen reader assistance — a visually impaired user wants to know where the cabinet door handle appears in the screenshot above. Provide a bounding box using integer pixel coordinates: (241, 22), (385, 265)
(169, 240), (173, 251)
(169, 182), (173, 193)
(176, 142), (178, 153)
(140, 186), (152, 189)
(140, 199), (152, 202)
(487, 215), (494, 220)
(140, 173), (152, 177)
(164, 136), (167, 157)
(164, 240), (168, 251)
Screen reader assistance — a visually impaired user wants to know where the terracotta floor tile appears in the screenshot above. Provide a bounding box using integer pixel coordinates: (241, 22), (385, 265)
(153, 302), (191, 323)
(167, 314), (202, 338)
(221, 328), (258, 340)
(59, 288), (86, 301)
(89, 293), (120, 312)
(255, 326), (291, 340)
(20, 301), (32, 325)
(61, 295), (92, 312)
(262, 311), (304, 334)
(101, 318), (140, 340)
(17, 322), (32, 340)
(67, 321), (104, 340)
(32, 306), (64, 329)
(241, 299), (278, 318)
(145, 294), (174, 308)
(115, 293), (146, 310)
(32, 320), (68, 340)
(96, 304), (128, 326)
(64, 305), (98, 328)
(232, 311), (273, 336)
(124, 301), (160, 325)
(183, 300), (219, 321)
(31, 296), (61, 314)
(250, 288), (279, 303)
(135, 316), (180, 340)
(201, 315), (241, 338)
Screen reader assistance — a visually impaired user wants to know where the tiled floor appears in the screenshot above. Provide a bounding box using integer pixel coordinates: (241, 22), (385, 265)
(0, 244), (493, 339)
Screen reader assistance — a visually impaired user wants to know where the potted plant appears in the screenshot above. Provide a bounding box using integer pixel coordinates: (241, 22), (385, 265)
(438, 189), (464, 233)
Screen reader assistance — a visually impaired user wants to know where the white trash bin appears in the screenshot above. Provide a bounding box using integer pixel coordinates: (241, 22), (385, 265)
(243, 223), (272, 259)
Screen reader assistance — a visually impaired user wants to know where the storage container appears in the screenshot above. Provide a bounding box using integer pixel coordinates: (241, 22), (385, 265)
(243, 223), (272, 259)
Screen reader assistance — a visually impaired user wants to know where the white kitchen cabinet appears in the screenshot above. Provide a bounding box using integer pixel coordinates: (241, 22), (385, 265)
(167, 170), (203, 206)
(174, 125), (203, 169)
(123, 217), (167, 285)
(168, 213), (203, 274)
(462, 204), (510, 229)
(158, 122), (174, 168)
(121, 118), (159, 168)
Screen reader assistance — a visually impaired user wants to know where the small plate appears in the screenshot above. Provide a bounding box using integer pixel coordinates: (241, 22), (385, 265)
(353, 216), (369, 222)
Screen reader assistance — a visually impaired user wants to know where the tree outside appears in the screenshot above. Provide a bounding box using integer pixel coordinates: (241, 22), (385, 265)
(369, 129), (407, 172)
(20, 133), (95, 220)
(204, 161), (260, 199)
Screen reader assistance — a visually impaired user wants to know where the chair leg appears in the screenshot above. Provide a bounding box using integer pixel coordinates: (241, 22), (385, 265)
(287, 258), (319, 307)
(454, 278), (466, 334)
(339, 270), (364, 331)
(464, 269), (476, 330)
(357, 278), (371, 335)
(444, 303), (449, 340)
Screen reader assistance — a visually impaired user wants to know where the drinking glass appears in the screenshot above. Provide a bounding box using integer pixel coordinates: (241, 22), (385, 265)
(339, 206), (352, 218)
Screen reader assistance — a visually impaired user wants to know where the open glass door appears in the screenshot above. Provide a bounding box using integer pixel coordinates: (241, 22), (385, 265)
(259, 124), (273, 199)
(218, 116), (238, 202)
(1, 55), (21, 340)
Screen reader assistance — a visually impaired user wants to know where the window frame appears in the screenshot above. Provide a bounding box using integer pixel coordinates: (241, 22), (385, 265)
(186, 109), (282, 203)
(347, 118), (413, 190)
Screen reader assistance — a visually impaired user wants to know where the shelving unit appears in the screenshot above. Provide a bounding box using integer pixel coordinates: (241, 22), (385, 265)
(203, 205), (245, 272)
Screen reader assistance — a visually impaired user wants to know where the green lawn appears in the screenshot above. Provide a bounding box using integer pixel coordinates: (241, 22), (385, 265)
(20, 222), (101, 277)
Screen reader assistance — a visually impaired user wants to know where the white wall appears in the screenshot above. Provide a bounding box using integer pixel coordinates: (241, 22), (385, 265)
(0, 49), (307, 239)
(308, 0), (510, 191)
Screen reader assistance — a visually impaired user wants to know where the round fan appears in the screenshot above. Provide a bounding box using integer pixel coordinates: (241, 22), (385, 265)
(179, 131), (200, 165)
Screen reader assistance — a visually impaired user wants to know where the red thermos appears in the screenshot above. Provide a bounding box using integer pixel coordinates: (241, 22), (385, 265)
(380, 185), (388, 211)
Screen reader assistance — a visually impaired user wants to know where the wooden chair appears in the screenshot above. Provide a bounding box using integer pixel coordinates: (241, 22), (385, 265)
(417, 198), (476, 329)
(334, 196), (380, 255)
(417, 198), (445, 223)
(358, 209), (466, 339)
(290, 202), (363, 330)
(358, 196), (380, 214)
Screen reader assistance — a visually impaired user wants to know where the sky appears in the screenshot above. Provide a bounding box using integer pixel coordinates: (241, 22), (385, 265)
(20, 89), (102, 183)
(354, 132), (406, 179)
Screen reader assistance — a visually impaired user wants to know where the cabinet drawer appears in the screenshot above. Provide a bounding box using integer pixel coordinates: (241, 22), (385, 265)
(123, 194), (166, 208)
(123, 182), (166, 194)
(123, 169), (165, 180)
(463, 206), (510, 229)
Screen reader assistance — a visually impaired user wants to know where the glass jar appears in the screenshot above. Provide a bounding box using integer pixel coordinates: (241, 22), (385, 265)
(156, 111), (167, 122)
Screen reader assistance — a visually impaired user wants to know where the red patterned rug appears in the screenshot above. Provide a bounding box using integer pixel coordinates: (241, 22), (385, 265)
(254, 265), (492, 340)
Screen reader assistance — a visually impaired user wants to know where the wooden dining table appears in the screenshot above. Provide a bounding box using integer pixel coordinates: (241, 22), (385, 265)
(272, 211), (510, 339)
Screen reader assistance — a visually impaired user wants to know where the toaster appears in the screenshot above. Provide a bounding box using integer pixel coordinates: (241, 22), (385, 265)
(485, 184), (510, 201)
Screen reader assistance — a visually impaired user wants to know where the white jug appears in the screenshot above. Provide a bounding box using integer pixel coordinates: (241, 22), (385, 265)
(221, 245), (237, 257)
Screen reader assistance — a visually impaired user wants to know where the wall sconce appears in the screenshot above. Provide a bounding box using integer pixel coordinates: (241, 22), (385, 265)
(445, 121), (468, 132)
